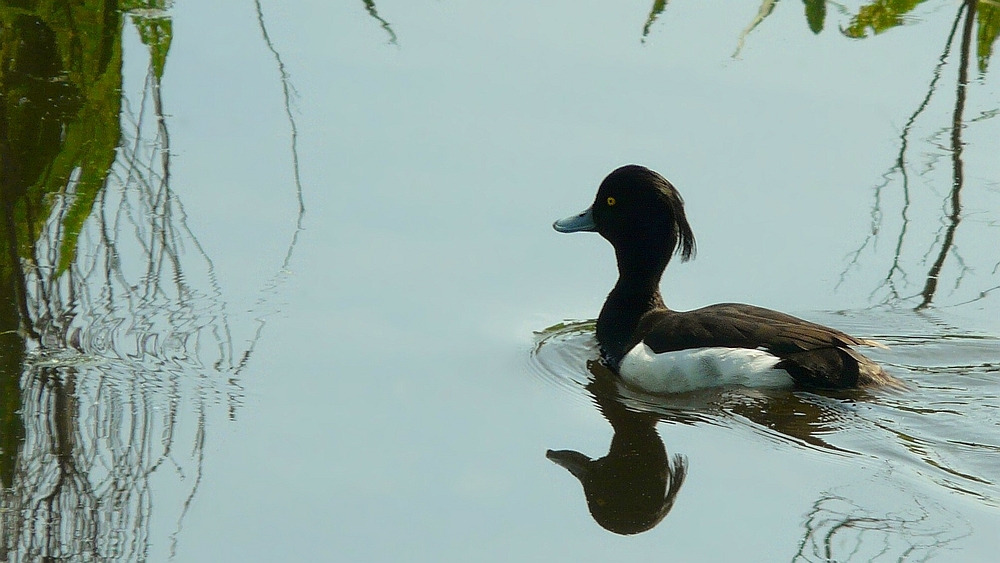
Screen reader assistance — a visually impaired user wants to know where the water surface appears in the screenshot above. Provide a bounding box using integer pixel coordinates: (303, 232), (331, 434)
(1, 0), (999, 561)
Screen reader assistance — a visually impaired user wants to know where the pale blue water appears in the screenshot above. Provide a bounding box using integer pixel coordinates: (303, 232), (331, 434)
(3, 1), (999, 561)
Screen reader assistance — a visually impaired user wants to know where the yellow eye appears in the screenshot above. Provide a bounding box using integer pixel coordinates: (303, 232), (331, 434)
(607, 197), (616, 206)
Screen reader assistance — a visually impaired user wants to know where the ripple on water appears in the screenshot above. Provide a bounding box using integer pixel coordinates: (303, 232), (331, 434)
(528, 319), (597, 402)
(529, 320), (722, 424)
(13, 280), (253, 562)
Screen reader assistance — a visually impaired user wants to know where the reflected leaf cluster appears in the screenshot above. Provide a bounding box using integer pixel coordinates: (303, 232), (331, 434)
(1, 1), (301, 561)
(358, 0), (1000, 75)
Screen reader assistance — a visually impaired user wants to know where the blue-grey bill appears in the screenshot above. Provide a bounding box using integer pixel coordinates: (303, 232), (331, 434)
(553, 206), (596, 233)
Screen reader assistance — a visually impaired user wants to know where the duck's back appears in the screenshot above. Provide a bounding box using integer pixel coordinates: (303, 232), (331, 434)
(615, 303), (895, 392)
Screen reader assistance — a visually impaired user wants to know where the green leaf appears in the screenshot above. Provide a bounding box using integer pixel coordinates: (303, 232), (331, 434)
(977, 0), (1000, 73)
(643, 0), (670, 42)
(1, 2), (133, 275)
(803, 0), (826, 34)
(51, 51), (121, 275)
(843, 0), (929, 39)
(133, 15), (172, 80)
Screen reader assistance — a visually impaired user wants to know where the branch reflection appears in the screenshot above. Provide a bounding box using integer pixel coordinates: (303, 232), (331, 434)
(790, 480), (972, 563)
(637, 0), (999, 309)
(916, 0), (977, 310)
(361, 0), (398, 45)
(832, 0), (999, 310)
(0, 2), (303, 560)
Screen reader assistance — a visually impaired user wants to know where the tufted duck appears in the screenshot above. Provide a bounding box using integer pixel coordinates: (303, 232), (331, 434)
(554, 165), (898, 393)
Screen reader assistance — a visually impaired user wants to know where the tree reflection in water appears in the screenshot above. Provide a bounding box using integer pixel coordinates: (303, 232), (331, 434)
(357, 0), (1000, 307)
(635, 0), (1000, 310)
(791, 481), (972, 563)
(362, 0), (398, 45)
(837, 0), (1000, 311)
(0, 2), (302, 560)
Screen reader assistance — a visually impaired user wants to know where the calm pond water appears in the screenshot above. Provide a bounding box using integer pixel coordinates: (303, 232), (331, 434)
(2, 0), (999, 561)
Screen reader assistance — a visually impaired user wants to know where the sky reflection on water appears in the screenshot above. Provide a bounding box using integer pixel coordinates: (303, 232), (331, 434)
(1, 0), (999, 561)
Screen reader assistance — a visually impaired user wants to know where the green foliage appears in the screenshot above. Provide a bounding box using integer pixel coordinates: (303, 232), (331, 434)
(133, 15), (172, 80)
(0, 2), (172, 276)
(843, 0), (929, 38)
(1, 2), (121, 275)
(643, 0), (669, 42)
(0, 0), (170, 489)
(977, 0), (1000, 73)
(52, 74), (121, 275)
(840, 0), (999, 74)
(803, 0), (826, 34)
(125, 0), (173, 79)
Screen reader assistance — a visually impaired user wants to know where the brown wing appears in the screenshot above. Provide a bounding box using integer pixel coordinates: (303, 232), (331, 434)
(638, 303), (868, 354)
(637, 303), (897, 389)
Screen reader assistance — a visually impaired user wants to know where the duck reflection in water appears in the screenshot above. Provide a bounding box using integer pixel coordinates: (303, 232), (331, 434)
(547, 365), (688, 535)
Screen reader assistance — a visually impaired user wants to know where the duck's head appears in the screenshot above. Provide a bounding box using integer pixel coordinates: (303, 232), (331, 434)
(554, 165), (696, 266)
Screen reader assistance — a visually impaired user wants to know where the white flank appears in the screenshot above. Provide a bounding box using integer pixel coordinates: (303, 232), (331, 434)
(618, 344), (794, 394)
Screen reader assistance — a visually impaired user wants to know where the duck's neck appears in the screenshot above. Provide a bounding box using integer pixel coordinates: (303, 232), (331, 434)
(597, 249), (670, 366)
